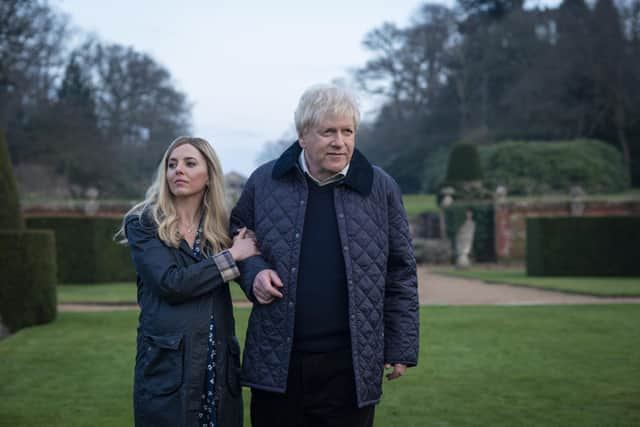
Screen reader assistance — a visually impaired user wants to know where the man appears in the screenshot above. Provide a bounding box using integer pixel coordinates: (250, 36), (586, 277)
(231, 84), (419, 427)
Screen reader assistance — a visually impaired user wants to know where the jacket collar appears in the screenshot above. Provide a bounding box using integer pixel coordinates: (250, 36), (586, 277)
(272, 141), (373, 196)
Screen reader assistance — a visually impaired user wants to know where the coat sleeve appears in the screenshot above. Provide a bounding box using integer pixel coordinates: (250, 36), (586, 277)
(229, 173), (273, 303)
(383, 179), (420, 367)
(125, 214), (228, 305)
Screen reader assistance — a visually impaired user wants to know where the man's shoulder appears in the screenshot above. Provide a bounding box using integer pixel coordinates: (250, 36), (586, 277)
(247, 160), (278, 183)
(370, 164), (401, 193)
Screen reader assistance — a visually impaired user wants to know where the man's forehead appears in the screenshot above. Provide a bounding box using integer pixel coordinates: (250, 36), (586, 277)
(315, 114), (355, 128)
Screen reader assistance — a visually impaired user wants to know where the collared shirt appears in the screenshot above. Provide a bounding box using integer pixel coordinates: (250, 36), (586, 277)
(299, 149), (349, 186)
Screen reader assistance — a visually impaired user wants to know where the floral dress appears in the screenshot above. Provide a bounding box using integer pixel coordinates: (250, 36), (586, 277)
(193, 226), (217, 427)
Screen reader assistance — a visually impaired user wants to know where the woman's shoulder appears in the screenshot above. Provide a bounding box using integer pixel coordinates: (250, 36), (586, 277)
(125, 208), (157, 237)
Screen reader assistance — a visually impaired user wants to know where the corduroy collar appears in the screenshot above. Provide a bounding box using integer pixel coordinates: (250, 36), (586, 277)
(271, 141), (374, 196)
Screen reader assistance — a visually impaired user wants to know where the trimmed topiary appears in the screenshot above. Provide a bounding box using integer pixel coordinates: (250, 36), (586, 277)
(26, 217), (135, 283)
(526, 217), (640, 277)
(445, 143), (484, 183)
(0, 129), (23, 229)
(0, 230), (57, 332)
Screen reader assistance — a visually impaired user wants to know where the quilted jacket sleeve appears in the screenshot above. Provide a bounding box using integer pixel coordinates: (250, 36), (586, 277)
(125, 214), (227, 305)
(383, 179), (420, 367)
(229, 172), (273, 303)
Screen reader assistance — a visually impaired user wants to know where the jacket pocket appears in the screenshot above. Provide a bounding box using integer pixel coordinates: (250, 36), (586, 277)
(226, 336), (242, 397)
(142, 333), (184, 396)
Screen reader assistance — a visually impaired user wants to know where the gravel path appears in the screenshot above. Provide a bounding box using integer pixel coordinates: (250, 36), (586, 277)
(58, 267), (640, 312)
(418, 266), (640, 306)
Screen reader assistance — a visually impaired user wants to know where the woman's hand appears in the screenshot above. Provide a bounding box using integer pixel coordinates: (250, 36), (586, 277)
(228, 227), (260, 261)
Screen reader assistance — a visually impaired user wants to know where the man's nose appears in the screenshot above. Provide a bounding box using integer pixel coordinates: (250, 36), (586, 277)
(332, 134), (345, 146)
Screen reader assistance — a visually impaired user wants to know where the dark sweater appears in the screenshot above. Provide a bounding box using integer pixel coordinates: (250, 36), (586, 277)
(293, 176), (351, 353)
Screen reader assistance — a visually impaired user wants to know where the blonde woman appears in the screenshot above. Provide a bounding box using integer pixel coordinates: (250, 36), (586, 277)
(121, 137), (257, 426)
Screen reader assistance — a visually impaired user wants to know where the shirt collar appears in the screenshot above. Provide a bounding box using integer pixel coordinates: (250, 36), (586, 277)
(298, 149), (350, 186)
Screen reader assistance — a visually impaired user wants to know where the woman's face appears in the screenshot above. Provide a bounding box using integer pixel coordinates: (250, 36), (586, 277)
(166, 143), (209, 199)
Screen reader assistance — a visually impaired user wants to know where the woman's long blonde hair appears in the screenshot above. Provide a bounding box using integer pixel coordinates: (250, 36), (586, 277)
(118, 136), (231, 255)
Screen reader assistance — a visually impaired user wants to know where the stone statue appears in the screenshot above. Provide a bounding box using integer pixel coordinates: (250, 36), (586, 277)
(455, 210), (476, 268)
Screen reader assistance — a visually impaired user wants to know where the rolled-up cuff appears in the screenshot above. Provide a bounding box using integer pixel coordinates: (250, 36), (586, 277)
(213, 249), (240, 282)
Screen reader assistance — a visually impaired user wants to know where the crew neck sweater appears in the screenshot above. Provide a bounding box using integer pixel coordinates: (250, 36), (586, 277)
(293, 175), (351, 353)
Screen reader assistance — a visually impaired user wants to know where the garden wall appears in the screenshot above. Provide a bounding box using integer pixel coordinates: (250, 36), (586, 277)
(495, 200), (640, 262)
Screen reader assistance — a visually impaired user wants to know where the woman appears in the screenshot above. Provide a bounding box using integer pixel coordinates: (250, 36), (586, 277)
(120, 136), (257, 426)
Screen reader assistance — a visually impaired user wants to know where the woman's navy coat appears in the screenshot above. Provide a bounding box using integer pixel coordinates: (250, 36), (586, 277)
(125, 213), (243, 427)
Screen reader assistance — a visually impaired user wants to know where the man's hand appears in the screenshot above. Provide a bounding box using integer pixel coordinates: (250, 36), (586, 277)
(252, 269), (284, 304)
(384, 363), (407, 380)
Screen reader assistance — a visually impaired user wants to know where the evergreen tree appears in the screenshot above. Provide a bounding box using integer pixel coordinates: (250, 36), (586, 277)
(591, 0), (632, 182)
(53, 54), (106, 188)
(0, 129), (23, 229)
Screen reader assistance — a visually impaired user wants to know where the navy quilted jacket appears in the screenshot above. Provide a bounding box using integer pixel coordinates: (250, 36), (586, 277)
(230, 142), (419, 407)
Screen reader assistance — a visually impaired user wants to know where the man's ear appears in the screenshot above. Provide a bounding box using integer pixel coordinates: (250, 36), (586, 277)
(298, 135), (305, 148)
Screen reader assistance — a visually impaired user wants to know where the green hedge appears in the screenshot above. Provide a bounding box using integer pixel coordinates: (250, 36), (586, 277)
(0, 230), (57, 332)
(526, 217), (640, 277)
(26, 217), (135, 284)
(479, 139), (630, 195)
(444, 203), (496, 262)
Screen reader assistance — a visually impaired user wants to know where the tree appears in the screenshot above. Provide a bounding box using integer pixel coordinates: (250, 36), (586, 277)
(355, 3), (460, 192)
(70, 40), (193, 196)
(0, 129), (23, 229)
(52, 54), (106, 189)
(356, 5), (458, 118)
(591, 0), (633, 182)
(0, 0), (68, 173)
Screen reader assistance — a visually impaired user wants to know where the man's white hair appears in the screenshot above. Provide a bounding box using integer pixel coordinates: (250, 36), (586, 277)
(294, 84), (361, 136)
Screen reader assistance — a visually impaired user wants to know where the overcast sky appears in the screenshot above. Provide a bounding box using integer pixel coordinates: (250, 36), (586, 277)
(53, 0), (556, 176)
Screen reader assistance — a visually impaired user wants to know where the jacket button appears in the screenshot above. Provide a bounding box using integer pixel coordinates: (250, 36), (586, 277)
(343, 246), (348, 251)
(299, 200), (304, 205)
(288, 301), (294, 307)
(286, 337), (291, 342)
(291, 267), (296, 273)
(295, 233), (300, 239)
(339, 213), (344, 218)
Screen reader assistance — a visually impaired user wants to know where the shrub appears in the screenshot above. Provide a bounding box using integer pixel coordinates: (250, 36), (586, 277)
(0, 129), (23, 229)
(526, 217), (640, 277)
(0, 230), (57, 332)
(445, 143), (483, 183)
(480, 139), (630, 195)
(444, 203), (496, 262)
(26, 217), (135, 283)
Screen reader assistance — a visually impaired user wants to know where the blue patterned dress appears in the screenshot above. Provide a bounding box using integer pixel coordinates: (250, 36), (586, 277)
(192, 226), (217, 427)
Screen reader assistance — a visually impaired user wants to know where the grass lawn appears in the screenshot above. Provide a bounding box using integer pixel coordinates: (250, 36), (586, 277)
(433, 268), (640, 296)
(57, 281), (249, 304)
(402, 194), (439, 217)
(1, 305), (639, 426)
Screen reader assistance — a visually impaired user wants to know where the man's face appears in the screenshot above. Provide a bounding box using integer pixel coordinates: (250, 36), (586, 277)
(299, 115), (355, 181)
